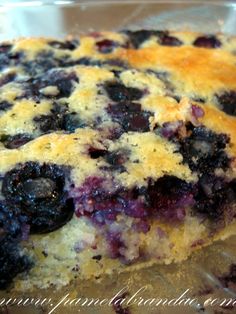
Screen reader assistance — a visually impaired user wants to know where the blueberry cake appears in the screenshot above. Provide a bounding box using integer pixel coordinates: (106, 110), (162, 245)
(0, 30), (236, 291)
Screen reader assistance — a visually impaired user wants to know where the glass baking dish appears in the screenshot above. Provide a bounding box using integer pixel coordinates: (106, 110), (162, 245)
(0, 0), (236, 41)
(0, 1), (235, 314)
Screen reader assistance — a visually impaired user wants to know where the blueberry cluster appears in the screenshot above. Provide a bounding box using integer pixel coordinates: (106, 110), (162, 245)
(178, 125), (230, 173)
(125, 30), (221, 49)
(74, 175), (193, 225)
(17, 70), (78, 103)
(105, 81), (153, 134)
(34, 102), (85, 134)
(0, 133), (33, 149)
(194, 174), (236, 220)
(0, 200), (32, 289)
(160, 122), (236, 221)
(0, 237), (32, 290)
(0, 44), (23, 71)
(216, 91), (236, 117)
(125, 30), (183, 49)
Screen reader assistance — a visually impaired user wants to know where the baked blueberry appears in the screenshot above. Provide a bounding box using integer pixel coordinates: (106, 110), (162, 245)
(0, 101), (13, 111)
(216, 91), (236, 116)
(96, 39), (118, 53)
(0, 54), (10, 70)
(105, 82), (143, 102)
(107, 102), (153, 133)
(178, 126), (230, 173)
(125, 30), (164, 48)
(104, 59), (128, 70)
(0, 134), (33, 149)
(104, 150), (129, 172)
(74, 176), (147, 223)
(0, 44), (12, 54)
(218, 264), (236, 288)
(88, 147), (107, 159)
(74, 177), (116, 220)
(19, 70), (78, 102)
(0, 202), (27, 239)
(2, 162), (74, 233)
(194, 174), (236, 220)
(74, 175), (193, 223)
(106, 232), (125, 259)
(191, 104), (205, 119)
(193, 35), (221, 48)
(34, 102), (84, 133)
(88, 148), (128, 171)
(146, 175), (193, 222)
(16, 78), (42, 103)
(63, 112), (85, 133)
(0, 237), (32, 290)
(0, 72), (16, 88)
(48, 39), (79, 50)
(105, 150), (128, 166)
(0, 44), (23, 70)
(158, 34), (182, 46)
(159, 121), (184, 139)
(62, 57), (103, 67)
(22, 51), (58, 76)
(41, 70), (78, 98)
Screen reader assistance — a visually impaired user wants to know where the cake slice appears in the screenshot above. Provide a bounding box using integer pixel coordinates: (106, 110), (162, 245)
(0, 30), (236, 291)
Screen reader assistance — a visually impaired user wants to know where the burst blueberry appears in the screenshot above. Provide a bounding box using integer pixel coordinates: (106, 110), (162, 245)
(107, 102), (153, 133)
(19, 70), (78, 102)
(0, 101), (13, 112)
(193, 174), (236, 220)
(158, 34), (182, 46)
(2, 162), (74, 234)
(0, 72), (16, 88)
(218, 264), (236, 288)
(1, 134), (33, 149)
(0, 202), (27, 239)
(96, 39), (118, 53)
(88, 147), (107, 159)
(193, 35), (221, 48)
(34, 102), (84, 133)
(216, 91), (236, 116)
(22, 51), (58, 76)
(125, 30), (165, 48)
(105, 82), (143, 102)
(146, 176), (194, 222)
(0, 237), (32, 290)
(104, 150), (129, 172)
(0, 44), (23, 70)
(48, 39), (79, 50)
(178, 126), (230, 172)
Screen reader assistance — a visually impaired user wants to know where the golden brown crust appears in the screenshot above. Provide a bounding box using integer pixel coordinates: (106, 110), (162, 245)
(118, 46), (236, 95)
